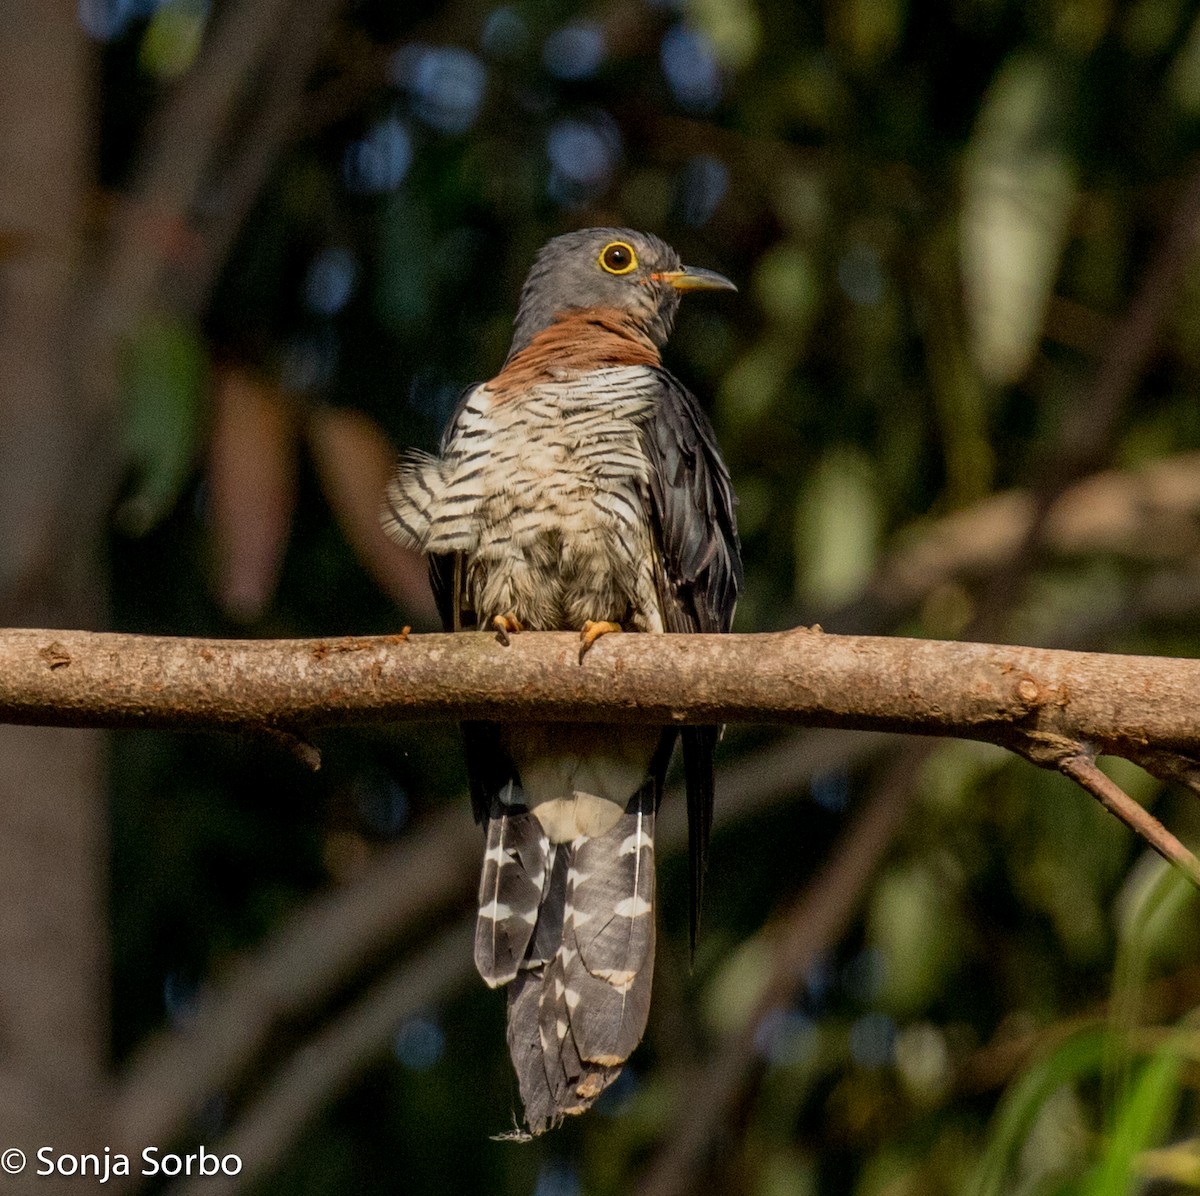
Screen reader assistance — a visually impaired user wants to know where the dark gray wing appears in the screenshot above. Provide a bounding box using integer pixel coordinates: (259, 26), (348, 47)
(641, 368), (742, 952)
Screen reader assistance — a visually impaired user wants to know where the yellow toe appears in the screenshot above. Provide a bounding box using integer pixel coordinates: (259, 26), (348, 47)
(492, 612), (524, 646)
(579, 620), (622, 662)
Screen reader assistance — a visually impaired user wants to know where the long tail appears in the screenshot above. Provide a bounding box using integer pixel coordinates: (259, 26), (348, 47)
(474, 785), (656, 1135)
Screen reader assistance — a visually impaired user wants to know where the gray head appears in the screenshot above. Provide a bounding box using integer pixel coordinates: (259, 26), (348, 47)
(508, 227), (735, 357)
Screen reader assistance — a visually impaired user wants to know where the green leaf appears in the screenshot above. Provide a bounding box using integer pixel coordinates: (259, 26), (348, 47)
(139, 0), (209, 80)
(794, 446), (881, 607)
(961, 50), (1080, 385)
(117, 316), (207, 536)
(1107, 857), (1199, 1111)
(967, 1027), (1110, 1196)
(1082, 1043), (1186, 1196)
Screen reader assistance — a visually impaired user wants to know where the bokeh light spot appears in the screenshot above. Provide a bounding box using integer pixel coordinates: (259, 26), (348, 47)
(677, 154), (729, 227)
(849, 1011), (896, 1069)
(280, 328), (339, 395)
(542, 20), (606, 80)
(804, 953), (835, 1010)
(163, 970), (199, 1026)
(304, 247), (357, 317)
(546, 113), (621, 204)
(351, 767), (409, 838)
(660, 24), (722, 112)
(754, 1007), (821, 1067)
(534, 1160), (582, 1196)
(810, 768), (849, 811)
(343, 117), (413, 195)
(837, 243), (885, 306)
(842, 947), (886, 1005)
(393, 45), (487, 135)
(481, 6), (529, 60)
(79, 0), (162, 40)
(393, 1015), (445, 1071)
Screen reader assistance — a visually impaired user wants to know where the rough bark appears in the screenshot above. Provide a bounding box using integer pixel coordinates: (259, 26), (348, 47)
(0, 626), (1195, 756)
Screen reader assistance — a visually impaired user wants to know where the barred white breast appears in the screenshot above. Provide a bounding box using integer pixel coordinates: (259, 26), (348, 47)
(383, 364), (665, 635)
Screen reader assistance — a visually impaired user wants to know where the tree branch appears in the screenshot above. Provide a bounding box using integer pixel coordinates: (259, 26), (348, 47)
(961, 159), (1200, 640)
(3, 627), (1200, 759)
(853, 449), (1200, 631)
(70, 621), (1197, 1180)
(1062, 159), (1200, 475)
(0, 6), (110, 1180)
(86, 0), (300, 347)
(174, 0), (347, 318)
(1056, 753), (1200, 887)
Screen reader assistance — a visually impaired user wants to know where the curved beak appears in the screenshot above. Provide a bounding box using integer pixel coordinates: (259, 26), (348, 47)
(653, 266), (737, 293)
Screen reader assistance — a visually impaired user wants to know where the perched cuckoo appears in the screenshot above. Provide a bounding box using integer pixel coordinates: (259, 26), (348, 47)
(382, 228), (742, 1134)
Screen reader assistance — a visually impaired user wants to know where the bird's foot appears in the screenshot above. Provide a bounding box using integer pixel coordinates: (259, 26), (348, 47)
(492, 612), (524, 647)
(578, 620), (622, 663)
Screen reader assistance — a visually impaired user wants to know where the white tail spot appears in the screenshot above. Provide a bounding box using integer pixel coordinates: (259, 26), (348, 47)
(613, 895), (651, 918)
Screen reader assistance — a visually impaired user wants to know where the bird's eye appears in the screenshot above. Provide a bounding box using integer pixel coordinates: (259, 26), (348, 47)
(598, 241), (638, 275)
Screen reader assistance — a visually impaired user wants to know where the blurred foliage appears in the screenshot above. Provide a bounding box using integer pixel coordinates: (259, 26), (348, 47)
(84, 0), (1200, 1191)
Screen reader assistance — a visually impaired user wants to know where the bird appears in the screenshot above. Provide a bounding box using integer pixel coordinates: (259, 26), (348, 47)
(382, 228), (741, 1135)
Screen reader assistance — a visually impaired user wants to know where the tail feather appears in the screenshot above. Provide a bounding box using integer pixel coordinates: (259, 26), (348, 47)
(536, 954), (595, 1114)
(681, 725), (716, 956)
(483, 785), (657, 1134)
(505, 969), (556, 1133)
(474, 795), (551, 987)
(568, 795), (655, 982)
(565, 790), (655, 1065)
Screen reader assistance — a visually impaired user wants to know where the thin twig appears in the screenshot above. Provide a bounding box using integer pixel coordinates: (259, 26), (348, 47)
(87, 0), (298, 349)
(845, 450), (1200, 634)
(1058, 753), (1200, 888)
(176, 0), (346, 317)
(255, 726), (322, 770)
(1066, 161), (1200, 470)
(1126, 747), (1200, 801)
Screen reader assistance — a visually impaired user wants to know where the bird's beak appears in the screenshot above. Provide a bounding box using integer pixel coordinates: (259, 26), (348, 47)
(653, 266), (737, 293)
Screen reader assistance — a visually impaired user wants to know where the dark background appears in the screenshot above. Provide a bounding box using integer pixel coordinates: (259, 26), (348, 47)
(6, 0), (1200, 1193)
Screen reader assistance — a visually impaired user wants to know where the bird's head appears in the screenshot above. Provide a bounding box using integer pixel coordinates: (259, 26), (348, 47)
(508, 227), (736, 357)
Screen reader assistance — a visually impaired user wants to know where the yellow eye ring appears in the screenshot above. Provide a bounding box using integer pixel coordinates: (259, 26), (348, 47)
(598, 241), (638, 275)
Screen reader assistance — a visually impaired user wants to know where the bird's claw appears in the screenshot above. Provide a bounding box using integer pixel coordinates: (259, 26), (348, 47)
(578, 620), (622, 663)
(492, 612), (524, 647)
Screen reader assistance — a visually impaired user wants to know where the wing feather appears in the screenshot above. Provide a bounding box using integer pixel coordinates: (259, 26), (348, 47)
(640, 369), (742, 952)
